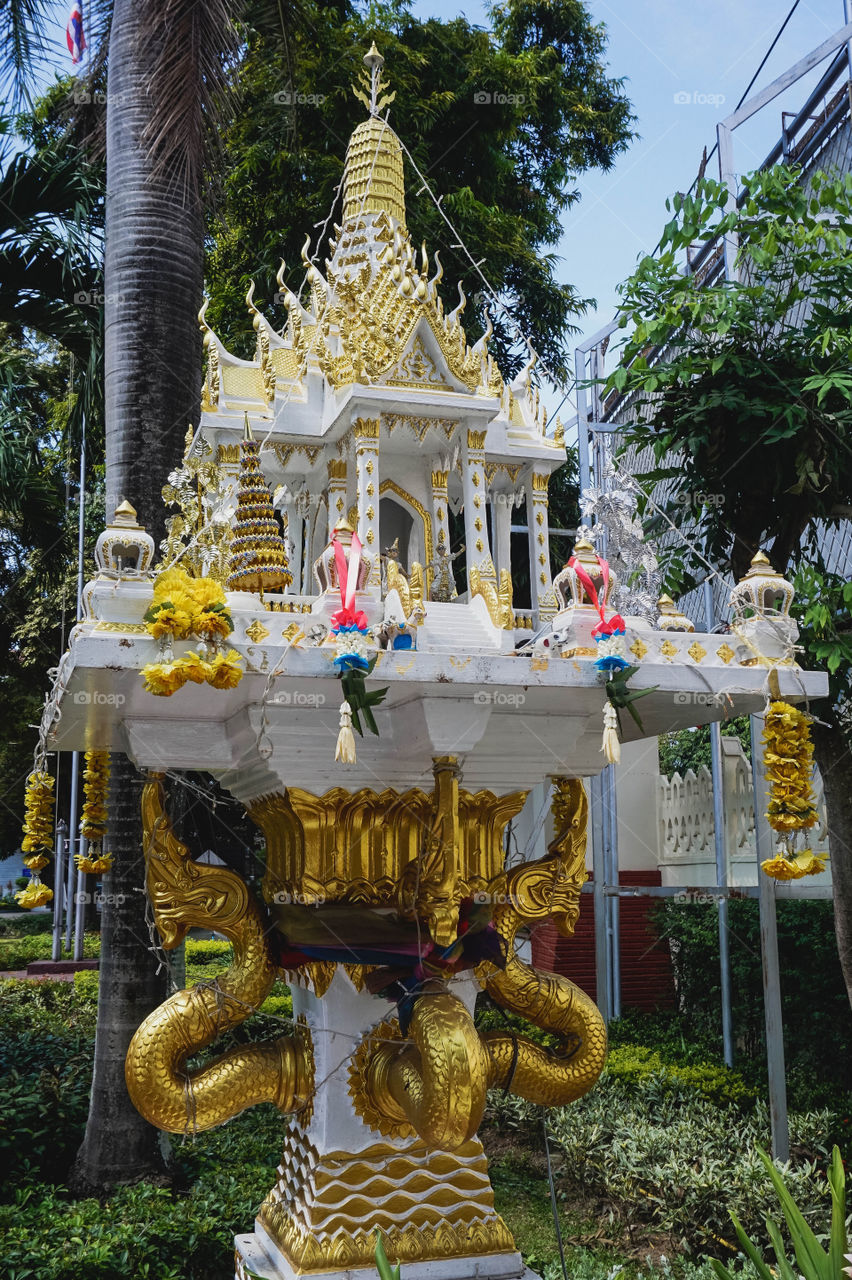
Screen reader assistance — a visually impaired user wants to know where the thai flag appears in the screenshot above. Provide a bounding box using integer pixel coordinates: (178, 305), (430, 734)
(66, 2), (85, 64)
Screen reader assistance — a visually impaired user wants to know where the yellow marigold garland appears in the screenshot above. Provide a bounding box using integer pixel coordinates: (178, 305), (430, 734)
(76, 750), (113, 876)
(760, 701), (825, 881)
(141, 567), (241, 697)
(17, 770), (55, 909)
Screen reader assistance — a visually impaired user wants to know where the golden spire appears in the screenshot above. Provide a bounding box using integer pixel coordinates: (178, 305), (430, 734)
(343, 45), (406, 227)
(227, 423), (291, 594)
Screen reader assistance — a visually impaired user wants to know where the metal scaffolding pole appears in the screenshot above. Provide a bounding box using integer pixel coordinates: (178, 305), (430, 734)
(750, 713), (790, 1161)
(51, 821), (67, 962)
(604, 766), (620, 1019)
(704, 583), (734, 1066)
(591, 774), (611, 1020)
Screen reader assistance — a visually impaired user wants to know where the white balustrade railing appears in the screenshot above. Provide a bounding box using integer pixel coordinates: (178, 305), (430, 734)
(656, 736), (830, 882)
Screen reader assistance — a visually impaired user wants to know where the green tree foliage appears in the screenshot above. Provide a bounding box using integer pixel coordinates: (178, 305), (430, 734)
(657, 719), (751, 778)
(205, 0), (635, 382)
(607, 164), (852, 585)
(606, 162), (852, 1008)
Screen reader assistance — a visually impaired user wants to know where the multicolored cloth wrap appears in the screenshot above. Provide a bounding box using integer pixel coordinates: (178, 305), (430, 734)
(272, 899), (505, 1034)
(568, 552), (630, 672)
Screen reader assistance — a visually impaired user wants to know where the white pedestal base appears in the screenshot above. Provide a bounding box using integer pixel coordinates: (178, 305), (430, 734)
(232, 967), (518, 1280)
(235, 1223), (530, 1280)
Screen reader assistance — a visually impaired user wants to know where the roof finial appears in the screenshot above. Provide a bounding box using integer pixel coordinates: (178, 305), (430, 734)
(353, 43), (396, 118)
(365, 42), (383, 115)
(243, 412), (254, 442)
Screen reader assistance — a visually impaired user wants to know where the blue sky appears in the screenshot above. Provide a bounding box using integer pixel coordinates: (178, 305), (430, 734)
(410, 0), (851, 401)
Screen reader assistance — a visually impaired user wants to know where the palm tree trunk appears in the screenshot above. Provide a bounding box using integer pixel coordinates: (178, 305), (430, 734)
(812, 720), (852, 1010)
(72, 0), (204, 1192)
(70, 755), (172, 1192)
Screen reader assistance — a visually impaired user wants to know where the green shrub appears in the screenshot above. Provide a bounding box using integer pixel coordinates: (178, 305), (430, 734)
(0, 911), (53, 937)
(185, 938), (233, 964)
(605, 1045), (756, 1106)
(0, 977), (97, 1036)
(259, 991), (293, 1019)
(73, 969), (100, 1003)
(0, 930), (100, 972)
(0, 1021), (93, 1188)
(651, 899), (852, 1102)
(490, 1072), (845, 1256)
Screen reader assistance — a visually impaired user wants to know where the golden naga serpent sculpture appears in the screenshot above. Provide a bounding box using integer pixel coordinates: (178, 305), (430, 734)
(125, 776), (312, 1133)
(363, 779), (607, 1141)
(125, 776), (606, 1148)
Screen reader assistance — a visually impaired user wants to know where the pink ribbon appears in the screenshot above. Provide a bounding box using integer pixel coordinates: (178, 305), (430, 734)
(331, 533), (364, 630)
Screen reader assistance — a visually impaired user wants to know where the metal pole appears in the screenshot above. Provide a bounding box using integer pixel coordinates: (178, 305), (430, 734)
(591, 774), (610, 1019)
(604, 765), (621, 1019)
(63, 778), (76, 952)
(704, 582), (734, 1066)
(716, 122), (739, 282)
(750, 713), (790, 1161)
(66, 752), (81, 952)
(575, 347), (591, 495)
(52, 821), (67, 961)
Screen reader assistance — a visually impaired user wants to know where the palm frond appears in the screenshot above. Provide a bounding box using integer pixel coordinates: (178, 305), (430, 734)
(141, 0), (240, 200)
(0, 0), (46, 108)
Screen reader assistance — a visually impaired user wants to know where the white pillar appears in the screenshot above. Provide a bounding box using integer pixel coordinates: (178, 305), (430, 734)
(301, 502), (316, 595)
(354, 417), (381, 586)
(326, 459), (348, 538)
(526, 469), (555, 621)
(492, 489), (512, 580)
(462, 429), (496, 588)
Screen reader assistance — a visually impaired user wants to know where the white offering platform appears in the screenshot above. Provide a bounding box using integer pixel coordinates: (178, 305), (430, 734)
(47, 586), (827, 800)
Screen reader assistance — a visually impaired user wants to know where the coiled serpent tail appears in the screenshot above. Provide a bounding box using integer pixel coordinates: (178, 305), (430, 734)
(481, 779), (608, 1106)
(366, 981), (489, 1151)
(124, 776), (311, 1134)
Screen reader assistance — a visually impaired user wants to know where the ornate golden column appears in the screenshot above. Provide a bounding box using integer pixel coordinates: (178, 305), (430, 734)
(326, 459), (348, 539)
(354, 417), (381, 586)
(526, 470), (557, 623)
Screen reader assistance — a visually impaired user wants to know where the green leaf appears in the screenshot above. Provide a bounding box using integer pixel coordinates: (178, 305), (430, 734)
(756, 1148), (826, 1280)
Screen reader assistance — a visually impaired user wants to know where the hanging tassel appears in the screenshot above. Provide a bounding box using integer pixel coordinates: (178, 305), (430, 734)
(335, 700), (357, 764)
(601, 701), (621, 765)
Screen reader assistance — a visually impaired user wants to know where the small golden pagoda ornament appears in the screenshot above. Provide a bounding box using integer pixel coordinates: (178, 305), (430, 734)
(227, 416), (292, 594)
(656, 593), (695, 632)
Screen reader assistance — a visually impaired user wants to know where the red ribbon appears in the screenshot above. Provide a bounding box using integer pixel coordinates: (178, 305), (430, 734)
(332, 533), (363, 613)
(330, 607), (369, 631)
(569, 552), (623, 636)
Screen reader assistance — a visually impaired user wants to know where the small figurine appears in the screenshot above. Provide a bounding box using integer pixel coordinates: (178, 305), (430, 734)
(427, 543), (464, 602)
(381, 537), (404, 591)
